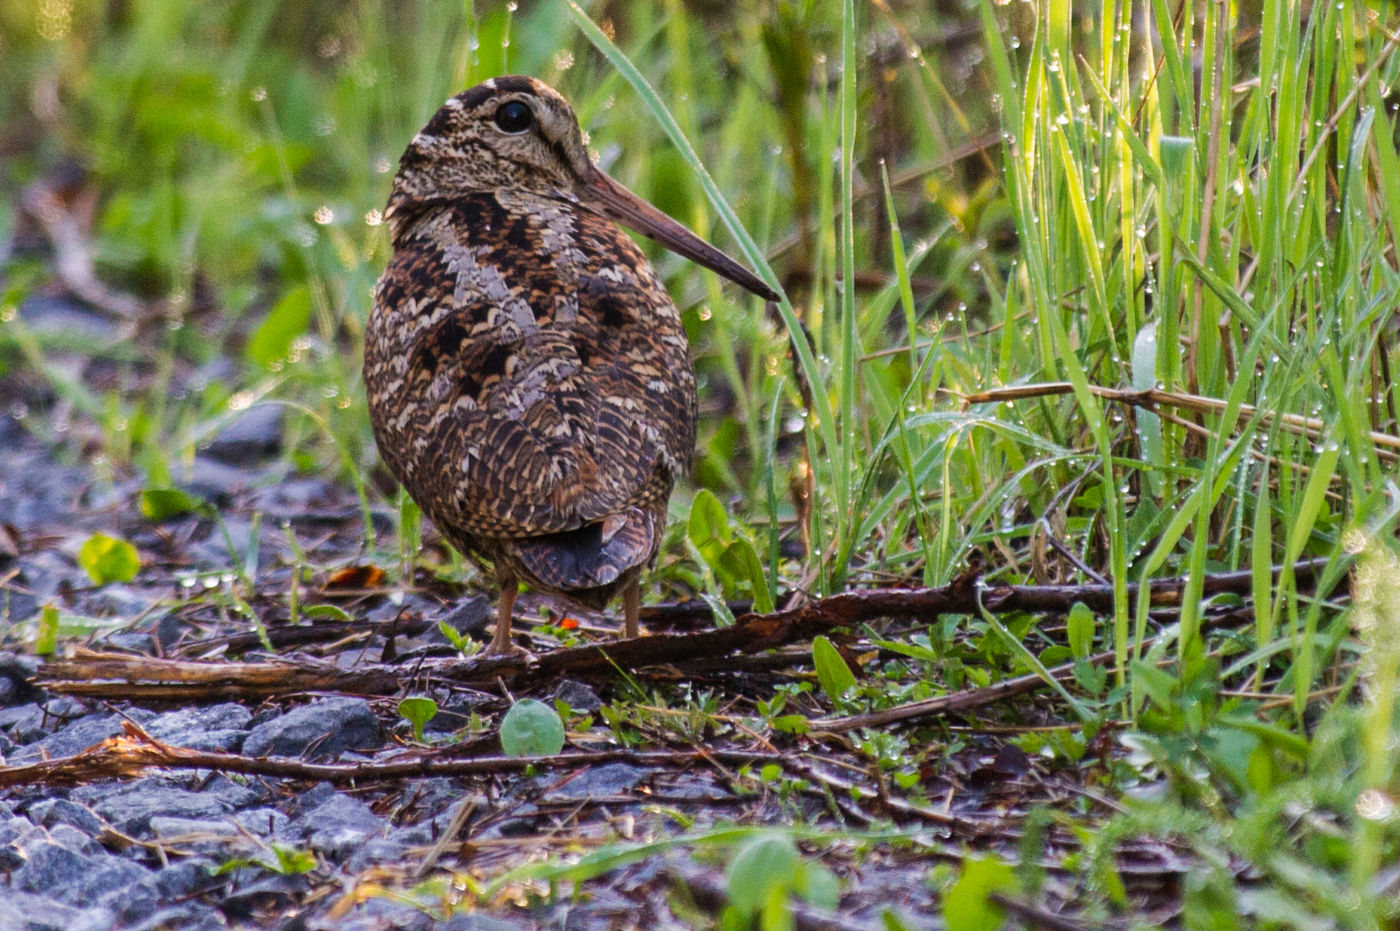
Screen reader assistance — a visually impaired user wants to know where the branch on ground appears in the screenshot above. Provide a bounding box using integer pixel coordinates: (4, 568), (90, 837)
(35, 556), (1341, 701)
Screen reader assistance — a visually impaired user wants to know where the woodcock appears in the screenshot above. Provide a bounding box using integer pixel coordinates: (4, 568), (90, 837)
(365, 76), (778, 653)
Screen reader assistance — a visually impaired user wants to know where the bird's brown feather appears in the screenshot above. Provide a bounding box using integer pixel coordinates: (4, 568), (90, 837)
(365, 191), (695, 598)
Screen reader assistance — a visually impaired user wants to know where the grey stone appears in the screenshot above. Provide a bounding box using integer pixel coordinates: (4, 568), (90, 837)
(0, 814), (40, 869)
(13, 840), (148, 906)
(656, 771), (731, 801)
(27, 797), (105, 835)
(328, 897), (435, 931)
(154, 857), (220, 898)
(9, 710), (155, 763)
(0, 589), (37, 629)
(243, 696), (381, 758)
(0, 701), (43, 736)
(302, 792), (388, 859)
(93, 783), (236, 835)
(100, 631), (157, 654)
(422, 696), (479, 735)
(433, 595), (493, 638)
(18, 294), (119, 342)
(48, 823), (101, 855)
(155, 611), (184, 649)
(548, 762), (646, 800)
(126, 904), (229, 931)
(148, 816), (240, 839)
(0, 892), (82, 931)
(287, 781), (340, 815)
(346, 835), (410, 872)
(0, 652), (39, 706)
(553, 678), (603, 713)
(219, 871), (312, 917)
(231, 806), (289, 837)
(147, 702), (253, 745)
(439, 914), (535, 931)
(9, 695), (91, 745)
(103, 877), (162, 923)
(200, 773), (264, 810)
(205, 404), (284, 464)
(63, 907), (122, 931)
(178, 456), (249, 508)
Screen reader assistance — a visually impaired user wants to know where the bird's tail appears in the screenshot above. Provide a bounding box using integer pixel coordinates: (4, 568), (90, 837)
(514, 507), (655, 593)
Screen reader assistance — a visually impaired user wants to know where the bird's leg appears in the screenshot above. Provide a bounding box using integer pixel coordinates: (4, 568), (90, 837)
(489, 581), (519, 654)
(623, 580), (640, 639)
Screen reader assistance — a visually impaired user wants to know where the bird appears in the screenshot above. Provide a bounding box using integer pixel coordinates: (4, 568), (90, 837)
(364, 76), (778, 654)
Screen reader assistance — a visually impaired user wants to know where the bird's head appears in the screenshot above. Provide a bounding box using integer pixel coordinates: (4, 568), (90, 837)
(385, 75), (779, 302)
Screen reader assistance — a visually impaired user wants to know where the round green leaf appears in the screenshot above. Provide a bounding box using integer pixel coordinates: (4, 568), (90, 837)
(78, 533), (140, 585)
(397, 696), (439, 742)
(499, 698), (565, 757)
(725, 832), (799, 916)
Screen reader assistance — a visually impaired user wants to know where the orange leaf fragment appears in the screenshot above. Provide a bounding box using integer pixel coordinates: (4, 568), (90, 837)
(324, 565), (387, 590)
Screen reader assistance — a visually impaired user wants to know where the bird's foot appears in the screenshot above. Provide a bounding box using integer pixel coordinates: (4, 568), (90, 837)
(486, 628), (534, 656)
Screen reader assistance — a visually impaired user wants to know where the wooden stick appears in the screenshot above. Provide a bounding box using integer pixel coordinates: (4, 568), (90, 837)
(37, 556), (1340, 701)
(964, 382), (1400, 455)
(0, 720), (778, 789)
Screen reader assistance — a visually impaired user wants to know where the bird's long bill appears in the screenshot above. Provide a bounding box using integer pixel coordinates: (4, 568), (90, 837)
(584, 168), (780, 302)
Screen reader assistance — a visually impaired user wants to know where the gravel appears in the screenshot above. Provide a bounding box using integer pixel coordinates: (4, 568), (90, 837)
(0, 391), (885, 929)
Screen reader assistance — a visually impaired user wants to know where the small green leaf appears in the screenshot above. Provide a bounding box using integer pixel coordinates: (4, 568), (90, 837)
(268, 844), (317, 875)
(1066, 602), (1094, 658)
(813, 636), (856, 704)
(35, 603), (59, 655)
(722, 538), (775, 613)
(943, 855), (1017, 931)
(78, 533), (140, 584)
(770, 714), (810, 735)
(303, 603), (354, 623)
(499, 698), (566, 756)
(397, 696), (439, 742)
(725, 833), (799, 916)
(139, 487), (204, 521)
(247, 285), (312, 369)
(437, 620), (468, 652)
(688, 488), (732, 557)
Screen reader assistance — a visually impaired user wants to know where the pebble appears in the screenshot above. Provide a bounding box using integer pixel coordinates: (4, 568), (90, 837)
(88, 781), (242, 835)
(242, 695), (382, 758)
(548, 762), (646, 800)
(203, 404), (285, 464)
(146, 702), (253, 752)
(299, 791), (388, 860)
(9, 711), (148, 765)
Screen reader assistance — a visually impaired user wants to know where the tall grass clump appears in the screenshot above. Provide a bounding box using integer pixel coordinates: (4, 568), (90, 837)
(969, 1), (1400, 921)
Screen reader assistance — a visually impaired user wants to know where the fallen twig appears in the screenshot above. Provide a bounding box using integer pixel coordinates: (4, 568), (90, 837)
(965, 382), (1400, 458)
(0, 720), (778, 789)
(38, 556), (1341, 700)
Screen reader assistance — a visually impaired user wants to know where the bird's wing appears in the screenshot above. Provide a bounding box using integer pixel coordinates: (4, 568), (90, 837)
(367, 196), (696, 541)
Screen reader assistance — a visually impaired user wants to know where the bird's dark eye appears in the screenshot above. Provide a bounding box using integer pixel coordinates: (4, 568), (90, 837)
(493, 101), (534, 134)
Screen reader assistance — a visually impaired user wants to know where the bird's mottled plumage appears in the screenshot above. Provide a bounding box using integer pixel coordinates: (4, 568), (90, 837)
(365, 76), (775, 652)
